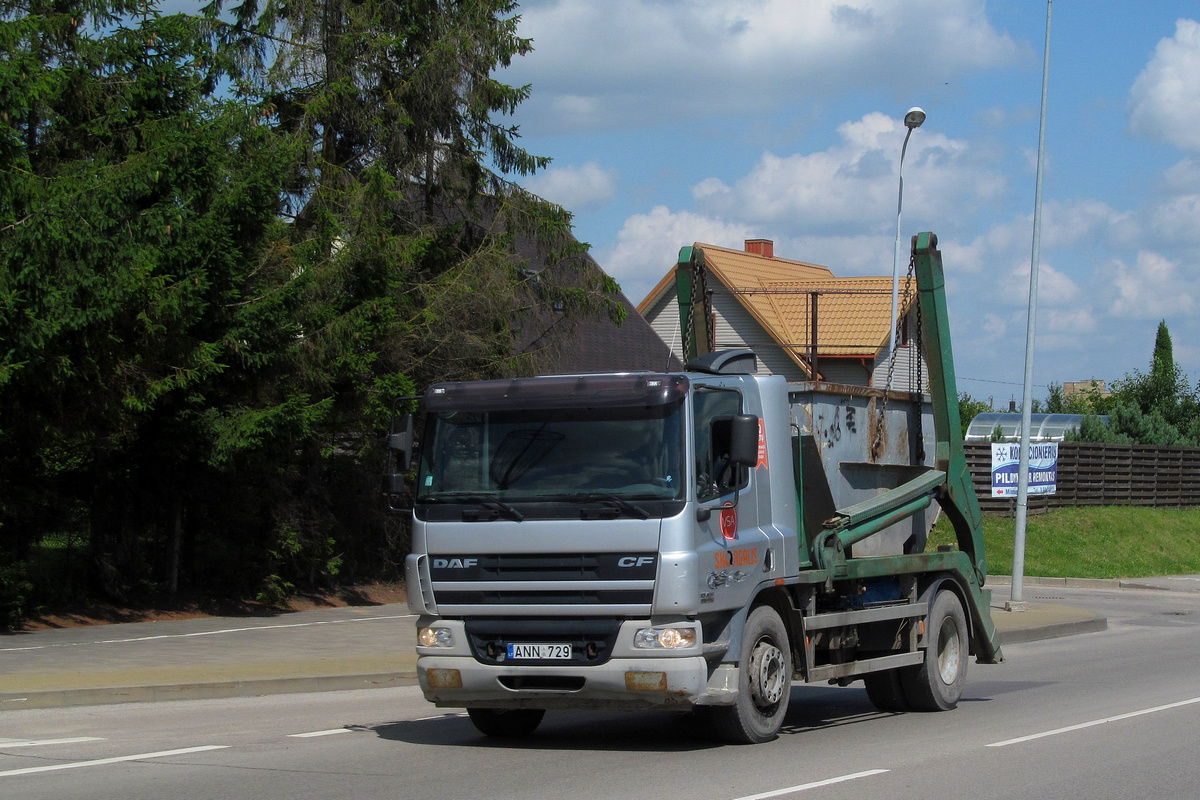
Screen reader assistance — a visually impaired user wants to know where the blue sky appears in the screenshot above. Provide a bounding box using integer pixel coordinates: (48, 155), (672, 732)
(502, 1), (1200, 404)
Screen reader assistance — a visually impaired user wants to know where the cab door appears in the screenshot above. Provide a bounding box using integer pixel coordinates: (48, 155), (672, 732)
(693, 386), (767, 610)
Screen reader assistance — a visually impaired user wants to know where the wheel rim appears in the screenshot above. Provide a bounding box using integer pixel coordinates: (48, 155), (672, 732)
(748, 637), (786, 709)
(936, 616), (962, 685)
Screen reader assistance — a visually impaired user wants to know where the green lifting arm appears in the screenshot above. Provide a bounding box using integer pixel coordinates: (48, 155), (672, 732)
(674, 245), (710, 363)
(912, 232), (988, 585)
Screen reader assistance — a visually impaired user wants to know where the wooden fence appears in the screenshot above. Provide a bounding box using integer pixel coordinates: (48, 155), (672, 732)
(964, 441), (1200, 516)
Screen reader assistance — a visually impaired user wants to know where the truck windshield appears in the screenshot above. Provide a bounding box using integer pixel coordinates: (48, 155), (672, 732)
(416, 402), (685, 510)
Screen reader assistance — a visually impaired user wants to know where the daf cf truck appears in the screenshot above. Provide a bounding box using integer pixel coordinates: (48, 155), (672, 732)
(386, 233), (1002, 743)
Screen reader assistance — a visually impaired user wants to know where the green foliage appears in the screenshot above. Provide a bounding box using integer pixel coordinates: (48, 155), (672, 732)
(0, 0), (622, 624)
(1066, 321), (1200, 446)
(958, 392), (991, 436)
(0, 561), (33, 631)
(1066, 414), (1122, 443)
(1045, 382), (1064, 413)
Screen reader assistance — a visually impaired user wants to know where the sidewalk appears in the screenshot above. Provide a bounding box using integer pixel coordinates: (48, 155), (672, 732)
(0, 604), (420, 710)
(3, 577), (1197, 710)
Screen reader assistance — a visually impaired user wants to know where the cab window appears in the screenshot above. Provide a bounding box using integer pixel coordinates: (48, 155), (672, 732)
(693, 389), (749, 501)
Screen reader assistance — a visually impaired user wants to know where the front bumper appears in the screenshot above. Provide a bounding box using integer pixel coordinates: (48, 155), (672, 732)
(416, 653), (710, 710)
(414, 617), (714, 711)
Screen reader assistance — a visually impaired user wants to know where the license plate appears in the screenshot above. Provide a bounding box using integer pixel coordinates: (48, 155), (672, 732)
(507, 643), (572, 660)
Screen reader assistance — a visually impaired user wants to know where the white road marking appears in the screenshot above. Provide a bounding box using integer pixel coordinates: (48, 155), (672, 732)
(414, 713), (468, 721)
(0, 737), (105, 748)
(732, 769), (890, 800)
(0, 745), (230, 778)
(988, 695), (1200, 747)
(0, 615), (416, 652)
(288, 729), (352, 738)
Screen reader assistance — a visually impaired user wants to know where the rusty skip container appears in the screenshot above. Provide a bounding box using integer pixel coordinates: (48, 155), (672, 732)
(789, 382), (936, 558)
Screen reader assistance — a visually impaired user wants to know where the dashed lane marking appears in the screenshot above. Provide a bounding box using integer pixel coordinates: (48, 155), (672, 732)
(288, 729), (353, 738)
(732, 769), (891, 800)
(414, 713), (468, 721)
(0, 737), (106, 748)
(988, 695), (1200, 747)
(0, 745), (230, 778)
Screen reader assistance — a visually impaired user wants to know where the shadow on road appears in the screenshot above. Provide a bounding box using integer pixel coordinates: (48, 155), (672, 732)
(370, 684), (955, 750)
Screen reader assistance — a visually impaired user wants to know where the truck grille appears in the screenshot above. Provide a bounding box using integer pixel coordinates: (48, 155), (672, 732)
(428, 553), (656, 614)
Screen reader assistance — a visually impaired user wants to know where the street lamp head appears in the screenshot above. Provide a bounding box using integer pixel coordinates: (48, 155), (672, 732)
(904, 107), (926, 129)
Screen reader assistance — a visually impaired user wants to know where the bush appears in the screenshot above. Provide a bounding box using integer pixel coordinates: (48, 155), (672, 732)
(0, 561), (33, 631)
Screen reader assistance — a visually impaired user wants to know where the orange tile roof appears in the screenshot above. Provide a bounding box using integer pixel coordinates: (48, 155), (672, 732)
(638, 243), (914, 362)
(740, 276), (915, 358)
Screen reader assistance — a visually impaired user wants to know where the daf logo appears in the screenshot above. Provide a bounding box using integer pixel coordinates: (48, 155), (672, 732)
(433, 558), (478, 569)
(618, 556), (655, 568)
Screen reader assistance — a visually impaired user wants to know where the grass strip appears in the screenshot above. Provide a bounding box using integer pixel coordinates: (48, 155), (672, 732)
(927, 506), (1200, 579)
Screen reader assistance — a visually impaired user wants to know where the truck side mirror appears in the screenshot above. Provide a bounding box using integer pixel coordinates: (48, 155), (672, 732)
(729, 414), (759, 468)
(383, 414), (414, 495)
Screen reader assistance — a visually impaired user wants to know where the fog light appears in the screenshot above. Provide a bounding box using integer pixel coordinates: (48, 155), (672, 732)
(634, 627), (696, 649)
(419, 627), (455, 648)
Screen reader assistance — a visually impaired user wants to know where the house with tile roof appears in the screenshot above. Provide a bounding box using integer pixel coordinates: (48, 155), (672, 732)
(637, 239), (925, 390)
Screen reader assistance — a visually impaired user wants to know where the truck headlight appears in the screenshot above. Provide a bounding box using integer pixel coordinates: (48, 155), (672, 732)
(634, 627), (696, 649)
(418, 626), (455, 648)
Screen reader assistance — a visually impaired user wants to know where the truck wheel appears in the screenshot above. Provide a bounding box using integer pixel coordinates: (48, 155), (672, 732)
(901, 589), (968, 711)
(863, 668), (911, 712)
(709, 605), (792, 744)
(466, 708), (545, 737)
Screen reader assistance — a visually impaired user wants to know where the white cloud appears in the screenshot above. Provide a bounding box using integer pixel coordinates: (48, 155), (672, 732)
(524, 161), (617, 211)
(1104, 251), (1195, 318)
(691, 113), (1005, 236)
(600, 206), (756, 306)
(980, 313), (1007, 341)
(508, 0), (1022, 131)
(1128, 19), (1200, 152)
(1040, 307), (1097, 336)
(998, 261), (1081, 307)
(1143, 159), (1200, 247)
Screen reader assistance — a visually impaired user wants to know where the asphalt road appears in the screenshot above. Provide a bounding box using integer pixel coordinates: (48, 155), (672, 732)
(3, 584), (1200, 800)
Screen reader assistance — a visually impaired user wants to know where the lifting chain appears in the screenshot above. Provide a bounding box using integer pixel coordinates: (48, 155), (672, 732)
(872, 252), (917, 461)
(682, 252), (712, 359)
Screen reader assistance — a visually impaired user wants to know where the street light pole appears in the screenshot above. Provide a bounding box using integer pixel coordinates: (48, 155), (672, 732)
(1012, 0), (1053, 611)
(889, 107), (926, 371)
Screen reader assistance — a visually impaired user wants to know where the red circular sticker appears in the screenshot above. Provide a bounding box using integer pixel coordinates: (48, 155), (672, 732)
(719, 506), (738, 540)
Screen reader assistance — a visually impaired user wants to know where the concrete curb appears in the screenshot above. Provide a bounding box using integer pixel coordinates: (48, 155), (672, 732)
(990, 575), (1200, 592)
(995, 615), (1108, 645)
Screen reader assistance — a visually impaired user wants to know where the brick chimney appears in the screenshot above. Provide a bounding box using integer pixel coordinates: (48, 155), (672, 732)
(744, 239), (774, 258)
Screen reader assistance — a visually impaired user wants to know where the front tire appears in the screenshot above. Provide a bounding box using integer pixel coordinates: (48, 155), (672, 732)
(466, 708), (545, 737)
(709, 605), (792, 744)
(901, 589), (968, 711)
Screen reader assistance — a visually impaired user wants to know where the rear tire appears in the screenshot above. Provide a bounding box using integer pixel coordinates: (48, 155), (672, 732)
(863, 668), (911, 712)
(466, 708), (546, 737)
(709, 605), (792, 744)
(901, 589), (968, 711)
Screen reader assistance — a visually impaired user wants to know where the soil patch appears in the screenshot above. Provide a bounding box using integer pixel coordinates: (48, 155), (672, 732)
(17, 582), (408, 631)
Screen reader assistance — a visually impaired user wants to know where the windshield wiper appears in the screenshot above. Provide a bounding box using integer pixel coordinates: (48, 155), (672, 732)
(553, 492), (651, 520)
(425, 492), (525, 522)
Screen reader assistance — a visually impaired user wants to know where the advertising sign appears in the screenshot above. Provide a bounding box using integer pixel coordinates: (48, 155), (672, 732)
(991, 442), (1058, 497)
